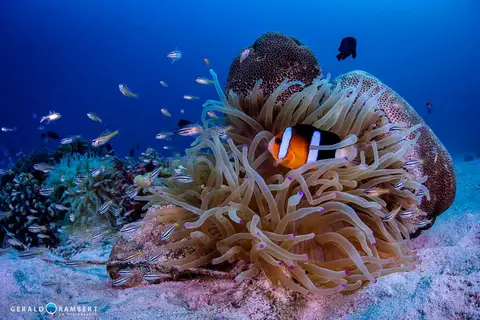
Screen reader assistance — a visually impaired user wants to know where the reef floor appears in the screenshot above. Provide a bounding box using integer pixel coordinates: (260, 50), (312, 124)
(1, 159), (479, 320)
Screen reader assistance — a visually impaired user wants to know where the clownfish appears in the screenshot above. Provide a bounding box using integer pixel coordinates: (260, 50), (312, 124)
(268, 124), (350, 170)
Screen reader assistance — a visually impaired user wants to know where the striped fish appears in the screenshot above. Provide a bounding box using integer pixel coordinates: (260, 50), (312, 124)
(143, 271), (170, 282)
(19, 249), (44, 259)
(120, 251), (143, 263)
(28, 224), (47, 233)
(147, 252), (163, 264)
(161, 223), (179, 241)
(98, 200), (113, 215)
(120, 222), (144, 236)
(403, 159), (424, 170)
(415, 220), (431, 228)
(112, 274), (133, 286)
(415, 189), (426, 198)
(167, 175), (194, 184)
(39, 186), (54, 196)
(399, 209), (420, 219)
(394, 177), (408, 190)
(65, 260), (87, 267)
(363, 188), (390, 197)
(125, 187), (138, 199)
(149, 167), (162, 181)
(91, 165), (105, 178)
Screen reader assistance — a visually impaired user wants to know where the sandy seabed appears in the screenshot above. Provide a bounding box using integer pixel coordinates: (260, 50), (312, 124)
(0, 159), (479, 320)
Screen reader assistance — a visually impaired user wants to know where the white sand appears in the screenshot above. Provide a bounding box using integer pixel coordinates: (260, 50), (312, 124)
(0, 159), (479, 320)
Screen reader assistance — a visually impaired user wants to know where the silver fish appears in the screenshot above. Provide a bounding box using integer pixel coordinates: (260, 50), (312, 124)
(399, 209), (420, 219)
(403, 159), (424, 170)
(394, 177), (408, 190)
(98, 200), (113, 215)
(33, 163), (54, 173)
(112, 274), (133, 286)
(118, 269), (136, 276)
(91, 166), (105, 178)
(120, 251), (143, 263)
(28, 224), (47, 233)
(161, 223), (179, 241)
(64, 260), (87, 267)
(168, 175), (194, 184)
(54, 204), (68, 211)
(149, 167), (162, 181)
(0, 169), (13, 176)
(19, 248), (45, 259)
(147, 252), (163, 264)
(415, 220), (432, 228)
(39, 186), (54, 196)
(120, 222), (144, 236)
(143, 272), (170, 282)
(125, 187), (138, 199)
(37, 234), (50, 239)
(41, 281), (60, 287)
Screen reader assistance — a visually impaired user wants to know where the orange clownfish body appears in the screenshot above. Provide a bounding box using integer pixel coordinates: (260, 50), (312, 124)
(268, 124), (346, 170)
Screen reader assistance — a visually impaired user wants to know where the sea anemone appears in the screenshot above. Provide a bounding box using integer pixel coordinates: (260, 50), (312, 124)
(132, 69), (431, 295)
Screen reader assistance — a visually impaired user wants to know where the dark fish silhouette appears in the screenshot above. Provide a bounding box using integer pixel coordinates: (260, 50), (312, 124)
(41, 131), (60, 140)
(337, 37), (357, 61)
(105, 143), (114, 155)
(129, 147), (134, 157)
(177, 119), (193, 128)
(426, 101), (433, 114)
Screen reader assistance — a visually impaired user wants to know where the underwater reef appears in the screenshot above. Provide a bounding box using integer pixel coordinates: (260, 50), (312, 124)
(106, 32), (456, 296)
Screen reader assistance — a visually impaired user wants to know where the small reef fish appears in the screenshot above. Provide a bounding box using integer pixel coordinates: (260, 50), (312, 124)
(125, 186), (139, 199)
(183, 95), (199, 100)
(149, 167), (162, 181)
(33, 163), (54, 173)
(403, 159), (424, 170)
(207, 111), (218, 118)
(399, 209), (420, 219)
(147, 252), (163, 263)
(1, 127), (17, 132)
(173, 124), (203, 137)
(161, 108), (172, 117)
(64, 260), (87, 268)
(26, 215), (39, 221)
(39, 186), (54, 196)
(336, 37), (357, 61)
(54, 204), (69, 211)
(0, 210), (12, 219)
(91, 130), (119, 147)
(203, 58), (209, 66)
(167, 49), (182, 63)
(28, 224), (47, 233)
(120, 251), (143, 263)
(98, 200), (113, 215)
(415, 220), (431, 228)
(19, 248), (45, 259)
(195, 77), (214, 85)
(120, 222), (144, 236)
(61, 135), (81, 145)
(76, 174), (88, 183)
(7, 238), (27, 250)
(426, 101), (433, 114)
(91, 165), (105, 177)
(143, 272), (170, 282)
(155, 132), (172, 140)
(163, 146), (172, 150)
(167, 175), (194, 184)
(87, 112), (102, 123)
(364, 188), (390, 197)
(180, 109), (185, 114)
(119, 83), (138, 98)
(161, 223), (179, 241)
(0, 169), (13, 176)
(160, 81), (168, 87)
(37, 234), (50, 239)
(240, 48), (251, 63)
(267, 124), (349, 170)
(40, 111), (62, 124)
(394, 177), (408, 190)
(112, 274), (133, 287)
(111, 207), (123, 217)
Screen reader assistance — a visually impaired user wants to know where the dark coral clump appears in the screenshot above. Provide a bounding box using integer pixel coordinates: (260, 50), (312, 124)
(225, 32), (321, 103)
(11, 150), (52, 175)
(0, 172), (60, 247)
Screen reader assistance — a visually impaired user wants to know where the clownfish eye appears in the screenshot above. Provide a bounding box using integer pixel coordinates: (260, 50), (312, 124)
(275, 138), (281, 144)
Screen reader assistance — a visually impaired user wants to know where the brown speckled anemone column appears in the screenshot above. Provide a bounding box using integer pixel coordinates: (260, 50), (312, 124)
(225, 33), (456, 235)
(332, 71), (456, 233)
(225, 32), (321, 102)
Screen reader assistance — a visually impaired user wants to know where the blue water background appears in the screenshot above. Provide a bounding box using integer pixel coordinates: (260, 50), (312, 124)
(1, 0), (478, 161)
